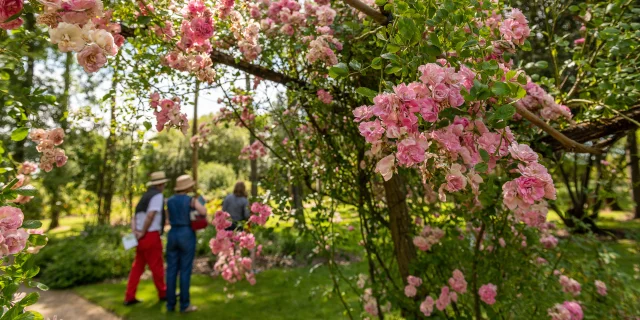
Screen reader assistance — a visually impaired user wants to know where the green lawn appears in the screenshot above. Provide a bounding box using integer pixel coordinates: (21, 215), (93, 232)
(74, 263), (366, 320)
(40, 216), (89, 239)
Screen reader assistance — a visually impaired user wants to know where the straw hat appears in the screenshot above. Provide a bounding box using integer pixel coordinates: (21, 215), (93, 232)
(147, 171), (169, 187)
(174, 175), (195, 192)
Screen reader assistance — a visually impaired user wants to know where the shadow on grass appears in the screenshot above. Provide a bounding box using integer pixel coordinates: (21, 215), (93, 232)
(74, 263), (366, 320)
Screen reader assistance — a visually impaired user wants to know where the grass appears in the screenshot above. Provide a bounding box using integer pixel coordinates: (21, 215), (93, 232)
(40, 215), (89, 240)
(74, 263), (366, 320)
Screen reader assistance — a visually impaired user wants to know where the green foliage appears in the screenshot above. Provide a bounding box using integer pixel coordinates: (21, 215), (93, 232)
(197, 161), (236, 194)
(34, 225), (134, 289)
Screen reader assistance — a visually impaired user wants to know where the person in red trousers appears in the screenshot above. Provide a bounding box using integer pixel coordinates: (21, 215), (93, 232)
(124, 171), (169, 306)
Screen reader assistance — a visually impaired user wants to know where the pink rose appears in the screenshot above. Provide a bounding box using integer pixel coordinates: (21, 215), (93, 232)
(515, 176), (546, 205)
(448, 269), (467, 294)
(0, 206), (24, 230)
(404, 285), (417, 297)
(420, 296), (434, 316)
(54, 149), (68, 167)
(563, 301), (583, 320)
(47, 128), (65, 145)
(559, 275), (581, 296)
(316, 89), (333, 104)
(359, 120), (385, 143)
(77, 44), (108, 73)
(509, 143), (538, 163)
(574, 38), (585, 45)
(61, 0), (97, 11)
(540, 235), (558, 249)
(594, 280), (607, 296)
(0, 0), (23, 24)
(478, 283), (497, 305)
(418, 63), (445, 85)
(407, 275), (422, 287)
(432, 83), (450, 102)
(396, 135), (428, 167)
(353, 105), (372, 122)
(18, 161), (37, 175)
(375, 154), (395, 181)
(190, 16), (214, 44)
(3, 228), (29, 254)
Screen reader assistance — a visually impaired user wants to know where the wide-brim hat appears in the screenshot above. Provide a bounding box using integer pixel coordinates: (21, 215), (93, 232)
(147, 171), (169, 186)
(174, 175), (195, 191)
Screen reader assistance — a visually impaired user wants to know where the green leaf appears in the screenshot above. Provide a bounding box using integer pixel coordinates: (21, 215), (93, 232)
(15, 185), (37, 196)
(21, 220), (42, 229)
(348, 60), (362, 70)
(328, 63), (349, 79)
(479, 149), (490, 162)
(397, 17), (418, 44)
(143, 121), (152, 131)
(137, 16), (152, 25)
(11, 127), (29, 141)
(491, 82), (510, 96)
(494, 104), (516, 120)
(356, 87), (378, 99)
(475, 163), (488, 173)
(371, 57), (383, 70)
(534, 61), (549, 69)
(27, 281), (49, 291)
(14, 311), (44, 320)
(381, 53), (400, 61)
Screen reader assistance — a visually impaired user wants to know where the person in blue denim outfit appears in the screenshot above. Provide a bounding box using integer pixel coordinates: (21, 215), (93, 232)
(165, 175), (206, 313)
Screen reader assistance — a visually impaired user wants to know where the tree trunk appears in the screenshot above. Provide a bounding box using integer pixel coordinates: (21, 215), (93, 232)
(628, 130), (640, 219)
(48, 52), (73, 230)
(192, 80), (199, 189)
(97, 63), (119, 225)
(382, 174), (416, 283)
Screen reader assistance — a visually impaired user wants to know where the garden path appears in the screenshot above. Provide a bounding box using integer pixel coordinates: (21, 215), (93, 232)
(22, 286), (121, 320)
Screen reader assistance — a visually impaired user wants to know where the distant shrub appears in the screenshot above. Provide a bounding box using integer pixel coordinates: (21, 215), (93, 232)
(198, 162), (236, 195)
(35, 224), (134, 289)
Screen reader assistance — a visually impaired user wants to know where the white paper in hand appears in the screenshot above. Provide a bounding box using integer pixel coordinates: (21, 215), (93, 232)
(122, 233), (138, 250)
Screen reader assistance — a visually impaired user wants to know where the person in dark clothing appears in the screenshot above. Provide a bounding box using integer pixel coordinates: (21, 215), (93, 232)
(165, 175), (206, 313)
(124, 171), (168, 306)
(222, 181), (250, 231)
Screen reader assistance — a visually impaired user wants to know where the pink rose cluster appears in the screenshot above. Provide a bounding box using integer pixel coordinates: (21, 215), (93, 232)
(478, 283), (497, 305)
(502, 161), (556, 223)
(362, 288), (379, 316)
(189, 122), (213, 147)
(594, 280), (607, 296)
(0, 0), (23, 30)
(149, 92), (189, 134)
(239, 140), (267, 160)
(516, 81), (573, 122)
(548, 301), (583, 320)
(248, 202), (272, 226)
(38, 1), (124, 73)
(0, 206), (29, 257)
(161, 0), (216, 84)
(28, 128), (68, 172)
(559, 275), (581, 296)
(498, 9), (531, 46)
(209, 210), (258, 285)
(412, 225), (444, 251)
(353, 61), (475, 181)
(418, 270), (468, 316)
(316, 89), (333, 104)
(9, 162), (38, 204)
(404, 275), (422, 297)
(306, 34), (343, 66)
